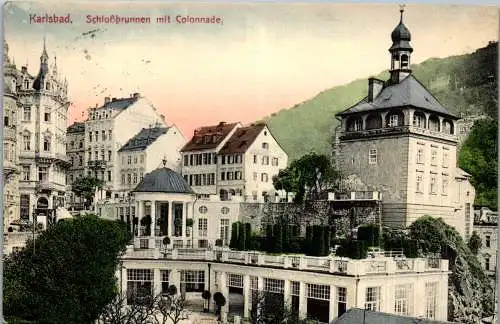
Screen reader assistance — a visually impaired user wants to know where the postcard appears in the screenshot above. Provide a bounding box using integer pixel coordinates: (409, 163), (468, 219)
(2, 2), (498, 324)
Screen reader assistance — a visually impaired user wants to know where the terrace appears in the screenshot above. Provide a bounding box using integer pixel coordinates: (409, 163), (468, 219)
(123, 241), (449, 277)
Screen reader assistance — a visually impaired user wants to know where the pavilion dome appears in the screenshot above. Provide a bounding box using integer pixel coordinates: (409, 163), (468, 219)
(133, 167), (194, 194)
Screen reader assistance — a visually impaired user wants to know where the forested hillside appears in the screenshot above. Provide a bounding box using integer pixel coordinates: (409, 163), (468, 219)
(264, 41), (497, 162)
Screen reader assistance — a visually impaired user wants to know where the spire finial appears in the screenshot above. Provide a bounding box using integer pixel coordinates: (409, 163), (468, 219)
(399, 4), (405, 22)
(162, 156), (167, 167)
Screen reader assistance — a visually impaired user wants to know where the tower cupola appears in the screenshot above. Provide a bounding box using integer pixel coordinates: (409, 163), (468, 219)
(389, 6), (413, 84)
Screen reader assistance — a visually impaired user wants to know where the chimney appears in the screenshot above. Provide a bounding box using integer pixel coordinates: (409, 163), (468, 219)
(368, 78), (384, 102)
(218, 121), (226, 127)
(160, 114), (165, 121)
(111, 97), (117, 102)
(21, 66), (27, 73)
(104, 96), (110, 104)
(133, 92), (140, 98)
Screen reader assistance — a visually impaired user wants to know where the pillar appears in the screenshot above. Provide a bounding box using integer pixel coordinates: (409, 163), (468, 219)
(299, 281), (307, 319)
(154, 268), (161, 296)
(283, 280), (290, 306)
(329, 285), (336, 322)
(361, 115), (368, 130)
(137, 200), (144, 237)
(438, 116), (444, 132)
(380, 111), (388, 128)
(168, 201), (173, 237)
(243, 275), (250, 318)
(171, 269), (181, 294)
(220, 272), (229, 314)
(424, 112), (430, 129)
(150, 200), (156, 237)
(182, 202), (187, 238)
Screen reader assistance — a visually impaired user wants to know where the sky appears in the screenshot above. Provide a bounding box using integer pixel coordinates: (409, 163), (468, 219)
(3, 2), (498, 139)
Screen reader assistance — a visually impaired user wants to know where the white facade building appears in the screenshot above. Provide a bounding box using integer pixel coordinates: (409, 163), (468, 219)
(81, 93), (167, 199)
(121, 247), (450, 323)
(181, 122), (288, 202)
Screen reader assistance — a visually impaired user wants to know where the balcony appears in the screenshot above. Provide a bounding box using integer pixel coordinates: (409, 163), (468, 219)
(36, 180), (63, 192)
(55, 153), (71, 165)
(123, 241), (449, 277)
(339, 125), (458, 142)
(88, 160), (107, 168)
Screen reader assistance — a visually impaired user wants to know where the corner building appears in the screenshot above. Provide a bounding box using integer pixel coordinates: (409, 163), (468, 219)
(334, 9), (475, 238)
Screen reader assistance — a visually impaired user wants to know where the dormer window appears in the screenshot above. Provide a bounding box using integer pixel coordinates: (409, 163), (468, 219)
(203, 135), (210, 144)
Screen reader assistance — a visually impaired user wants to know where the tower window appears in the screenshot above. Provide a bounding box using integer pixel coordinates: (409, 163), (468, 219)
(388, 115), (399, 127)
(401, 54), (409, 69)
(369, 149), (377, 164)
(353, 119), (362, 131)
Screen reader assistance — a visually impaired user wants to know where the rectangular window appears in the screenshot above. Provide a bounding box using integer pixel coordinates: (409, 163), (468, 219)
(220, 219), (229, 245)
(43, 139), (51, 151)
(134, 156), (138, 164)
(442, 151), (449, 168)
(430, 174), (437, 194)
(108, 130), (112, 139)
(272, 157), (279, 166)
(183, 155), (188, 166)
(416, 172), (424, 193)
(221, 156), (226, 165)
(22, 166), (30, 181)
(20, 194), (30, 220)
(485, 257), (490, 270)
(23, 107), (31, 121)
(38, 167), (48, 182)
(108, 151), (112, 161)
(486, 235), (491, 248)
(417, 146), (424, 164)
(261, 173), (268, 182)
(262, 142), (269, 149)
(369, 149), (377, 164)
(337, 287), (347, 317)
(220, 172), (226, 181)
(121, 174), (126, 185)
(101, 130), (106, 141)
(394, 284), (412, 316)
(126, 269), (152, 305)
(365, 287), (381, 311)
(389, 114), (398, 127)
(127, 174), (131, 184)
(23, 135), (31, 150)
(180, 270), (205, 293)
(100, 150), (105, 160)
(262, 156), (269, 165)
(127, 156), (132, 164)
(160, 270), (170, 296)
(307, 284), (330, 300)
(431, 150), (437, 165)
(413, 115), (424, 128)
(442, 177), (448, 195)
(107, 171), (112, 182)
(198, 240), (208, 248)
(253, 155), (257, 163)
(353, 119), (362, 131)
(425, 282), (438, 319)
(44, 112), (51, 122)
(198, 218), (208, 237)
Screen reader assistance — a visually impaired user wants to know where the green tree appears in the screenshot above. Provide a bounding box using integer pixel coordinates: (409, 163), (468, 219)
(275, 152), (341, 203)
(458, 118), (498, 210)
(4, 215), (130, 324)
(71, 176), (105, 209)
(229, 222), (239, 249)
(468, 231), (482, 255)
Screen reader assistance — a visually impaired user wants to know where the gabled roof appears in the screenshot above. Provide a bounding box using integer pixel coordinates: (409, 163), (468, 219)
(100, 97), (138, 111)
(118, 127), (169, 152)
(331, 309), (454, 324)
(67, 122), (85, 133)
(218, 123), (267, 154)
(336, 75), (457, 119)
(181, 122), (239, 152)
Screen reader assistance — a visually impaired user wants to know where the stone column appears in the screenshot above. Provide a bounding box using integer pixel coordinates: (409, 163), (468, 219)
(167, 201), (173, 238)
(220, 272), (230, 315)
(153, 268), (161, 296)
(243, 275), (250, 318)
(438, 116), (444, 132)
(182, 202), (187, 238)
(361, 115), (368, 130)
(329, 285), (336, 322)
(424, 112), (430, 129)
(380, 111), (388, 128)
(172, 269), (181, 295)
(283, 280), (290, 306)
(137, 200), (144, 237)
(150, 200), (156, 237)
(299, 281), (307, 319)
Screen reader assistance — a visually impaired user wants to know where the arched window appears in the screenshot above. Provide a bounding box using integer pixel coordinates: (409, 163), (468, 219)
(401, 54), (409, 69)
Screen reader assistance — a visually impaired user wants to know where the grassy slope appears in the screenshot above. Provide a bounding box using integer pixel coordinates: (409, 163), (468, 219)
(265, 42), (497, 162)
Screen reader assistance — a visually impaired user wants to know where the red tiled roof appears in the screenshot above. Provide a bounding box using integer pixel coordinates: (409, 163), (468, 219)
(218, 123), (267, 154)
(181, 122), (239, 152)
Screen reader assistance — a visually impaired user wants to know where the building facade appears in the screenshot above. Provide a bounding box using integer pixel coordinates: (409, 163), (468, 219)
(66, 122), (86, 209)
(334, 10), (475, 237)
(181, 122), (288, 202)
(3, 40), (21, 230)
(5, 39), (71, 228)
(121, 247), (450, 323)
(474, 208), (497, 287)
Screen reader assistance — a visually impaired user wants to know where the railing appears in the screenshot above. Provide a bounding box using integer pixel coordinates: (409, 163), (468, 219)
(340, 125), (458, 142)
(88, 160), (107, 168)
(124, 245), (448, 277)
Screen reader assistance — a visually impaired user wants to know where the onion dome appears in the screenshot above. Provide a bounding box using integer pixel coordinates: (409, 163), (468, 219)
(389, 8), (413, 53)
